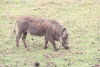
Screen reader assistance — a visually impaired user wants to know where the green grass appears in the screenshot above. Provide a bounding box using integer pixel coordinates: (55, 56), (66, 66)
(0, 0), (100, 67)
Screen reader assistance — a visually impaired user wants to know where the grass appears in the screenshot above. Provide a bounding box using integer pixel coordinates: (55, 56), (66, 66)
(0, 0), (100, 67)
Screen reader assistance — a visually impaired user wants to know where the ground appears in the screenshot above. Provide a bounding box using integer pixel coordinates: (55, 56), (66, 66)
(0, 0), (100, 67)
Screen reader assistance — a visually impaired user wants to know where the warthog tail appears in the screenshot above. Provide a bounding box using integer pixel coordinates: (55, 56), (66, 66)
(13, 22), (16, 35)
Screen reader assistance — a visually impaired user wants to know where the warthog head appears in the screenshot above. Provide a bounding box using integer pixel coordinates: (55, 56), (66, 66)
(59, 28), (69, 50)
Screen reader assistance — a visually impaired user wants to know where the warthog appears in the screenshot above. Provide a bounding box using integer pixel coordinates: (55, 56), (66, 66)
(14, 16), (69, 51)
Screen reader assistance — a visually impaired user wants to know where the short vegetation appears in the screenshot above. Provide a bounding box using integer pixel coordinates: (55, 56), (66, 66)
(0, 0), (100, 67)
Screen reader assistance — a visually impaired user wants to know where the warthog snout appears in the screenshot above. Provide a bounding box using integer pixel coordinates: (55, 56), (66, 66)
(65, 46), (69, 50)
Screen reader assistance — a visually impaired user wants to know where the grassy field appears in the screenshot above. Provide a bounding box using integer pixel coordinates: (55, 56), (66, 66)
(0, 0), (100, 67)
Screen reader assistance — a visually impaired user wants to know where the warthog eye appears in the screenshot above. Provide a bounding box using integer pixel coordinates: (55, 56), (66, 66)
(66, 43), (68, 44)
(66, 34), (68, 38)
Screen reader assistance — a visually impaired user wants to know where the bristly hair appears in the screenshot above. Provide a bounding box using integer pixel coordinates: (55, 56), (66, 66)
(22, 16), (64, 39)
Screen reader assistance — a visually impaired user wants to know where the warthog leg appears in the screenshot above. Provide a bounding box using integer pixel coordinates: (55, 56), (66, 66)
(44, 36), (48, 49)
(49, 38), (58, 51)
(22, 32), (27, 48)
(16, 31), (23, 47)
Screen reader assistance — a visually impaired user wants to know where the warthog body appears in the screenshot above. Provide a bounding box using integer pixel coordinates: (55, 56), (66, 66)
(14, 16), (69, 51)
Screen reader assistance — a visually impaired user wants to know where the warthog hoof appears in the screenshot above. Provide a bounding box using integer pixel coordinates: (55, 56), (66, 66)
(54, 48), (58, 52)
(16, 44), (19, 47)
(43, 46), (47, 49)
(24, 45), (27, 48)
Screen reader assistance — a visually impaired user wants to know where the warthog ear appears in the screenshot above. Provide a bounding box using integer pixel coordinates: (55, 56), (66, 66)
(59, 28), (66, 37)
(61, 28), (66, 34)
